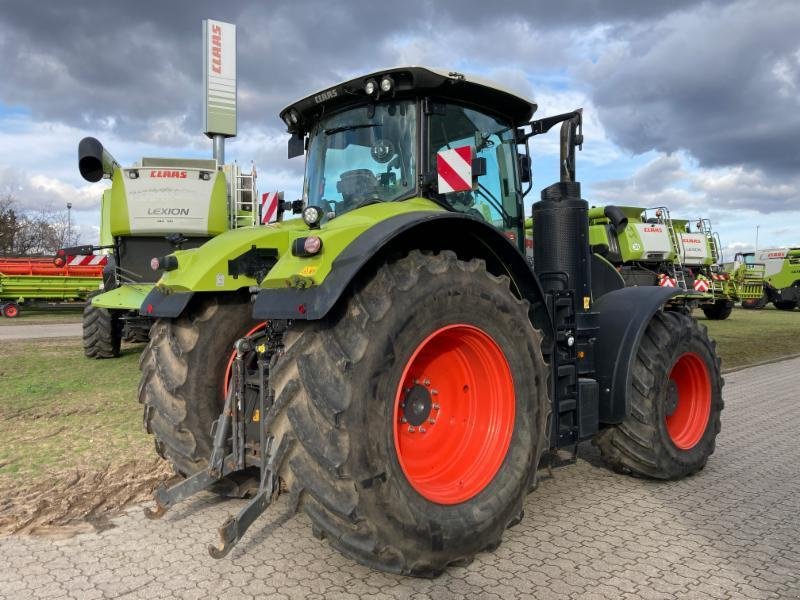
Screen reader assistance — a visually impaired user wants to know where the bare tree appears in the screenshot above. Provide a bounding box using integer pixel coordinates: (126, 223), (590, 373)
(0, 194), (73, 256)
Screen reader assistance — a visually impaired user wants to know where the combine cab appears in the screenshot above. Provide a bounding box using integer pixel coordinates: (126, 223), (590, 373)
(63, 138), (261, 357)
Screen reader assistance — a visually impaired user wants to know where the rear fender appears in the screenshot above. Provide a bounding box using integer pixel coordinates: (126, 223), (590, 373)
(593, 286), (688, 423)
(252, 212), (553, 341)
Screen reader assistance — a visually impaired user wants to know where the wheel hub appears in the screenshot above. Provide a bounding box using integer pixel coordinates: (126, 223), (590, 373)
(402, 384), (433, 427)
(665, 380), (679, 416)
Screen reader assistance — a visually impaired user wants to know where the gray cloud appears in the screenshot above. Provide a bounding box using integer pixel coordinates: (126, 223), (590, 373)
(582, 0), (800, 176)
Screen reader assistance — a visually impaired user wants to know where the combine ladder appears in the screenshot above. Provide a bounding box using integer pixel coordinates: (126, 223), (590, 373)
(696, 218), (725, 294)
(652, 206), (687, 291)
(227, 162), (258, 230)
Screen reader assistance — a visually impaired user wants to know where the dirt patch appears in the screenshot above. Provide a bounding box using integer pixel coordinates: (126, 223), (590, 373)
(0, 458), (175, 538)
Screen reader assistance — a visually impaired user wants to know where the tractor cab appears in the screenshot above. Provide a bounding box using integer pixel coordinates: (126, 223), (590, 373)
(280, 67), (536, 251)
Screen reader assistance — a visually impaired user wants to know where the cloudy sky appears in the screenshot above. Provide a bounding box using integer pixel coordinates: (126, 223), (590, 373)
(1, 0), (798, 254)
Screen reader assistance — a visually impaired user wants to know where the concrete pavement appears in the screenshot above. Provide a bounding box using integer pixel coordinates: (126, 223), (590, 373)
(1, 357), (798, 599)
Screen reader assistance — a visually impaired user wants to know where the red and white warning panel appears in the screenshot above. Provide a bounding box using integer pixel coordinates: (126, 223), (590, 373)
(693, 278), (710, 292)
(68, 254), (107, 267)
(437, 146), (473, 194)
(659, 274), (677, 288)
(261, 191), (283, 224)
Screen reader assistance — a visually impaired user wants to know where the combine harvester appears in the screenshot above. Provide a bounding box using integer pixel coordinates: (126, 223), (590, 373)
(137, 66), (724, 575)
(0, 255), (104, 318)
(585, 206), (765, 319)
(740, 247), (800, 310)
(59, 141), (263, 357)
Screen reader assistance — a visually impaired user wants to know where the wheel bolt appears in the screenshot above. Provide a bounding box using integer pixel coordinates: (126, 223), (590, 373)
(423, 379), (431, 386)
(408, 426), (416, 433)
(429, 418), (436, 424)
(431, 390), (439, 396)
(433, 403), (440, 410)
(419, 427), (426, 433)
(401, 417), (407, 423)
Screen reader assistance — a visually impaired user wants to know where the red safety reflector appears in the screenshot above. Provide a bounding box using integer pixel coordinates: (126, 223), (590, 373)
(436, 146), (473, 194)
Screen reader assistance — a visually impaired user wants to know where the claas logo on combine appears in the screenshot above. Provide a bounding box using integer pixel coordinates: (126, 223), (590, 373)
(211, 24), (223, 74)
(643, 226), (663, 233)
(149, 170), (188, 178)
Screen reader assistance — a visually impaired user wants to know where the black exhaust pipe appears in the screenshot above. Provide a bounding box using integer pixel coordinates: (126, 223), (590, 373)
(603, 205), (628, 234)
(78, 137), (120, 182)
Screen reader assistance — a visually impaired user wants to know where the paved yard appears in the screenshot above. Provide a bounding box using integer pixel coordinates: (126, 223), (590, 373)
(1, 357), (798, 599)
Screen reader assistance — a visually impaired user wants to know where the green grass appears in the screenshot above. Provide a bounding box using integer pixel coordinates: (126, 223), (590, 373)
(0, 308), (83, 326)
(698, 306), (799, 370)
(0, 307), (796, 488)
(0, 338), (150, 485)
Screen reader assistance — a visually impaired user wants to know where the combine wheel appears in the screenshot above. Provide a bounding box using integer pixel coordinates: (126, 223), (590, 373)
(138, 297), (261, 478)
(701, 299), (733, 320)
(265, 251), (549, 576)
(774, 300), (797, 311)
(83, 301), (122, 358)
(594, 311), (723, 479)
(2, 302), (20, 318)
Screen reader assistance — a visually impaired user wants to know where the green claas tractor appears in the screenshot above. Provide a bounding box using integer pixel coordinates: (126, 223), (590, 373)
(139, 67), (723, 576)
(59, 138), (259, 358)
(741, 247), (800, 310)
(584, 207), (763, 320)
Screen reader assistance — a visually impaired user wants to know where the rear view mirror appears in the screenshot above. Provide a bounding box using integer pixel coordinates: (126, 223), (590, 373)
(518, 153), (532, 183)
(288, 132), (305, 159)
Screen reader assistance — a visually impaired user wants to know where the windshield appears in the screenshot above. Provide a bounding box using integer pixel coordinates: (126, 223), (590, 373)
(303, 101), (417, 217)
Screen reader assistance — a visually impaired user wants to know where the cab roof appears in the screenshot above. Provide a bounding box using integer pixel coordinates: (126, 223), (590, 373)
(280, 66), (537, 131)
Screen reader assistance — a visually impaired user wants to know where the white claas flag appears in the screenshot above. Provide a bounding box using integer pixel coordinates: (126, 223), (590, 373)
(261, 192), (282, 224)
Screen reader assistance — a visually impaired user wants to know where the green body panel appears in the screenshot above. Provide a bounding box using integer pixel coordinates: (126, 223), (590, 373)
(92, 284), (154, 310)
(154, 198), (445, 294)
(100, 190), (113, 247)
(207, 173), (229, 235)
(0, 274), (102, 303)
(109, 168), (131, 236)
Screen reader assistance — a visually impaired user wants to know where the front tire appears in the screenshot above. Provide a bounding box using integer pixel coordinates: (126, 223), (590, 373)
(138, 296), (259, 476)
(593, 311), (723, 479)
(83, 301), (121, 358)
(266, 251), (549, 576)
(774, 300), (797, 311)
(701, 299), (733, 320)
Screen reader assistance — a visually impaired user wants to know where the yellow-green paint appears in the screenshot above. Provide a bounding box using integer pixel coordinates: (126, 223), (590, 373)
(153, 198), (445, 294)
(92, 284), (153, 310)
(207, 172), (229, 235)
(100, 190), (113, 247)
(108, 168), (130, 236)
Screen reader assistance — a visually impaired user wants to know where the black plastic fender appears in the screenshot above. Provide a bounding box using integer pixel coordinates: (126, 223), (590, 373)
(593, 286), (689, 423)
(252, 211), (553, 339)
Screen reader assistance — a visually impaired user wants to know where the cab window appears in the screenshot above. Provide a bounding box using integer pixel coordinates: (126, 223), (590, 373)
(429, 105), (520, 237)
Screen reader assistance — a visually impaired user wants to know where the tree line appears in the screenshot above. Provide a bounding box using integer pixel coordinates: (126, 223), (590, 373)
(0, 194), (76, 256)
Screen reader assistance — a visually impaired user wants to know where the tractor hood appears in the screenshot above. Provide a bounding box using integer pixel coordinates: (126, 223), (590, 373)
(147, 198), (444, 297)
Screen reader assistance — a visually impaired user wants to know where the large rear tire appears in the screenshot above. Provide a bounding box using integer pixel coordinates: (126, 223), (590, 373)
(265, 251), (549, 576)
(138, 296), (259, 477)
(83, 301), (122, 358)
(701, 299), (733, 320)
(593, 311), (723, 479)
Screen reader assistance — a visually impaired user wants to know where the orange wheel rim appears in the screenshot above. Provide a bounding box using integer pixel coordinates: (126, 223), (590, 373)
(393, 324), (515, 505)
(665, 352), (712, 450)
(222, 322), (267, 398)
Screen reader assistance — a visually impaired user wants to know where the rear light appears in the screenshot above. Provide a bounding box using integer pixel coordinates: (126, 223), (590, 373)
(150, 255), (179, 271)
(292, 236), (323, 257)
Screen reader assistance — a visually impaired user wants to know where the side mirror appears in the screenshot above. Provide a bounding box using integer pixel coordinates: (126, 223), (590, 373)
(288, 132), (305, 159)
(518, 153), (532, 183)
